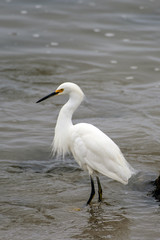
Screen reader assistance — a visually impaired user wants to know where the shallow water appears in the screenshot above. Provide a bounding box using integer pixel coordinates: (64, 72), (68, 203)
(0, 0), (160, 239)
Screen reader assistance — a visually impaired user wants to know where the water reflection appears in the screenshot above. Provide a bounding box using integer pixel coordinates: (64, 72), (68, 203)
(74, 204), (129, 240)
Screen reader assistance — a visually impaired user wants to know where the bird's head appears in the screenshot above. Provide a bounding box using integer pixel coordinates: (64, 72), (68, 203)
(36, 82), (84, 103)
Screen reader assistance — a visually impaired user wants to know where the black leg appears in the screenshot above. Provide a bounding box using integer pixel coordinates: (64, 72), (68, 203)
(96, 176), (102, 202)
(86, 176), (95, 205)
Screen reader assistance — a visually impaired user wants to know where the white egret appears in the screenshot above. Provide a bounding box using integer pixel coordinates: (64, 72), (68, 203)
(36, 82), (135, 205)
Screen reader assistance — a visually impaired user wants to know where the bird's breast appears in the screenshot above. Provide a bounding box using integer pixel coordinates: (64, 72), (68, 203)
(52, 126), (71, 157)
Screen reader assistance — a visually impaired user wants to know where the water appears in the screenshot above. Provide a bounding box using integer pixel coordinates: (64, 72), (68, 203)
(0, 0), (160, 239)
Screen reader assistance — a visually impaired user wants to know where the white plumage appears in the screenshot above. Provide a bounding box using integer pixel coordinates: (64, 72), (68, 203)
(37, 82), (135, 204)
(70, 123), (133, 184)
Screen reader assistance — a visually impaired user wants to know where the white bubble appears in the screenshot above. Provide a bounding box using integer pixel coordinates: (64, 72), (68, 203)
(125, 76), (134, 80)
(130, 66), (138, 70)
(35, 5), (42, 9)
(21, 10), (28, 14)
(50, 42), (59, 46)
(93, 28), (100, 33)
(154, 68), (160, 72)
(123, 38), (130, 43)
(105, 33), (115, 37)
(33, 33), (40, 38)
(110, 60), (118, 64)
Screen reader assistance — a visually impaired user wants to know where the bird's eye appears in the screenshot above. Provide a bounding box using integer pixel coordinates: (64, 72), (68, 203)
(59, 89), (64, 93)
(55, 88), (64, 94)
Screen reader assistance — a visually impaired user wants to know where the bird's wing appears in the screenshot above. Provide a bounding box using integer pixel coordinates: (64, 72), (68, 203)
(70, 123), (134, 184)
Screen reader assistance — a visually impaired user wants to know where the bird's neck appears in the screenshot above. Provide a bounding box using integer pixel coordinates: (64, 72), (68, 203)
(56, 93), (83, 129)
(52, 93), (83, 157)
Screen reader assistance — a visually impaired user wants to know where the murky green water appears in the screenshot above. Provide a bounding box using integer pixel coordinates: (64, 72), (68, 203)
(0, 0), (160, 239)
